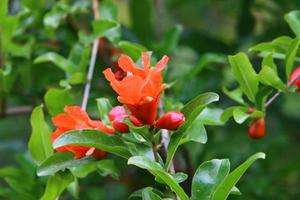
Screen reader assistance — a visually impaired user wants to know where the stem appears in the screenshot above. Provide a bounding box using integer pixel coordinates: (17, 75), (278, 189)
(265, 73), (300, 108)
(150, 130), (159, 162)
(81, 0), (100, 111)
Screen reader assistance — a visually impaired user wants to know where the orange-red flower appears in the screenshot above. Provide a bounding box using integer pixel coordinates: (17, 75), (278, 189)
(103, 52), (169, 125)
(51, 106), (114, 159)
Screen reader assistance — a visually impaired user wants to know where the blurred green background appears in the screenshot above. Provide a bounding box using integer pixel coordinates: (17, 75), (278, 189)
(1, 0), (300, 199)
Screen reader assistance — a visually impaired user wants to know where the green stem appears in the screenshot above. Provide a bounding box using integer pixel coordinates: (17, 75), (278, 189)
(150, 130), (159, 162)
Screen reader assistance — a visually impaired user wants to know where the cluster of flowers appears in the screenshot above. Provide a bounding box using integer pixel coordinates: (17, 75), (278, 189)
(51, 53), (185, 159)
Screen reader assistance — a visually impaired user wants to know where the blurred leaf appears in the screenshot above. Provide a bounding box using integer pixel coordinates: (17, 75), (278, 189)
(34, 52), (77, 73)
(285, 37), (300, 78)
(181, 117), (207, 144)
(198, 108), (225, 126)
(96, 98), (112, 124)
(44, 88), (73, 116)
(220, 106), (245, 122)
(258, 66), (286, 91)
(228, 53), (258, 102)
(172, 172), (188, 183)
(212, 152), (266, 200)
(67, 178), (79, 199)
(128, 156), (189, 200)
(233, 107), (250, 124)
(118, 41), (148, 61)
(28, 105), (53, 165)
(129, 187), (163, 200)
(41, 171), (74, 200)
(43, 1), (69, 29)
(223, 87), (246, 105)
(53, 129), (131, 159)
(285, 11), (300, 37)
(262, 53), (277, 72)
(191, 159), (230, 200)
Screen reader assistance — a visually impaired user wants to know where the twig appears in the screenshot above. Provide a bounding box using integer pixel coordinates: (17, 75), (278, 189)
(150, 130), (159, 162)
(265, 73), (300, 108)
(81, 0), (100, 111)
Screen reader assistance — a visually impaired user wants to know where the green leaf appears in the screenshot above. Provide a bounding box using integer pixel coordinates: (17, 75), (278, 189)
(285, 11), (300, 37)
(44, 88), (73, 116)
(28, 105), (53, 165)
(222, 87), (245, 105)
(258, 66), (286, 91)
(128, 156), (189, 200)
(232, 108), (250, 124)
(212, 152), (266, 200)
(129, 187), (163, 200)
(37, 152), (92, 176)
(118, 41), (148, 61)
(181, 117), (207, 144)
(53, 129), (131, 159)
(0, 0), (8, 17)
(172, 172), (188, 183)
(96, 98), (112, 124)
(262, 53), (277, 72)
(228, 53), (259, 102)
(285, 37), (300, 78)
(41, 171), (74, 200)
(181, 92), (219, 130)
(191, 159), (230, 200)
(34, 52), (77, 73)
(197, 108), (225, 126)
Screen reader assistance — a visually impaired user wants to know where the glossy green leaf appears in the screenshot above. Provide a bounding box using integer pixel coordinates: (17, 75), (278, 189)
(44, 88), (73, 116)
(34, 52), (77, 73)
(37, 152), (92, 176)
(285, 37), (300, 78)
(259, 66), (286, 91)
(212, 152), (266, 200)
(285, 11), (300, 37)
(96, 98), (112, 124)
(28, 105), (53, 165)
(229, 53), (259, 102)
(128, 156), (189, 200)
(191, 159), (230, 200)
(262, 53), (277, 72)
(232, 108), (250, 124)
(181, 117), (207, 144)
(53, 129), (131, 159)
(40, 171), (74, 200)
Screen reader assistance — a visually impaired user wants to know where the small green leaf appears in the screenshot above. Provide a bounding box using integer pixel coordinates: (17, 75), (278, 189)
(233, 108), (250, 124)
(285, 11), (300, 37)
(181, 117), (207, 144)
(285, 37), (300, 78)
(128, 156), (189, 200)
(191, 159), (230, 200)
(262, 53), (277, 72)
(96, 98), (112, 123)
(129, 187), (163, 200)
(222, 87), (245, 105)
(28, 105), (53, 165)
(44, 88), (73, 116)
(259, 66), (286, 91)
(172, 172), (188, 183)
(34, 52), (77, 73)
(212, 152), (266, 200)
(228, 53), (259, 102)
(53, 129), (131, 159)
(40, 171), (74, 200)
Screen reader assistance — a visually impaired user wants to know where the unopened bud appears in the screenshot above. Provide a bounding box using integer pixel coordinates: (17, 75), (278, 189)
(248, 118), (265, 139)
(156, 111), (185, 130)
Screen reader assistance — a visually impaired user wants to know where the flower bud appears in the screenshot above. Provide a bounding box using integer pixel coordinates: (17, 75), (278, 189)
(289, 66), (300, 92)
(109, 106), (127, 122)
(156, 111), (185, 130)
(248, 118), (265, 139)
(112, 115), (129, 133)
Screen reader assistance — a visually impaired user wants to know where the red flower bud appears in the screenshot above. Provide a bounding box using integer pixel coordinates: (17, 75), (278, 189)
(248, 118), (265, 139)
(156, 111), (185, 130)
(289, 66), (300, 91)
(109, 106), (127, 122)
(112, 115), (129, 133)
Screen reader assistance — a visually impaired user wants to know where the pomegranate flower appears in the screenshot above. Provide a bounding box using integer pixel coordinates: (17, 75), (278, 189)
(51, 106), (114, 159)
(103, 52), (169, 125)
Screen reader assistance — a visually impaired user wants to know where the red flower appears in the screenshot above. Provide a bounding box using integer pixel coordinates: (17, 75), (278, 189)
(103, 53), (169, 125)
(289, 66), (300, 92)
(156, 111), (185, 130)
(109, 106), (143, 133)
(248, 118), (265, 139)
(51, 106), (114, 159)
